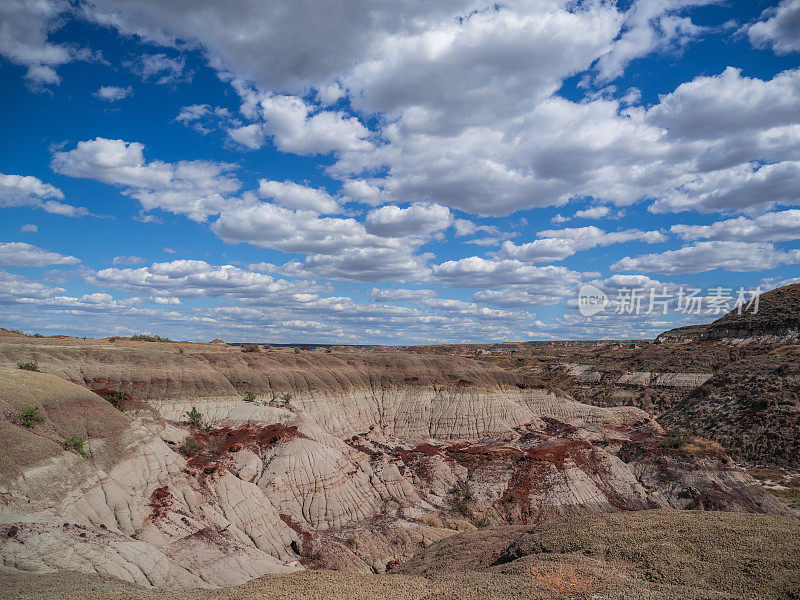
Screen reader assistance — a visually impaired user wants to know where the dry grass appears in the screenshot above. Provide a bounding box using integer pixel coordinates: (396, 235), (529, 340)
(530, 563), (602, 599)
(416, 514), (444, 528)
(682, 436), (725, 454)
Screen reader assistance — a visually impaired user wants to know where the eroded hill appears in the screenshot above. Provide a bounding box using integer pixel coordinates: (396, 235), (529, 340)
(0, 334), (787, 592)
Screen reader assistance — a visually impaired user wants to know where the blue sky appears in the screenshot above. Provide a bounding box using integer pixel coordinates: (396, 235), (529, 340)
(1, 0), (799, 343)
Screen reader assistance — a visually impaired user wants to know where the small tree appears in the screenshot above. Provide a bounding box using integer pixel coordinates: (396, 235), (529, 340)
(64, 435), (87, 457)
(17, 362), (41, 372)
(243, 391), (256, 402)
(184, 406), (203, 427)
(16, 406), (44, 428)
(181, 436), (202, 456)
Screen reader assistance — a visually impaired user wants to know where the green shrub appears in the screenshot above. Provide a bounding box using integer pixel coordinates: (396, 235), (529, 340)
(131, 334), (172, 342)
(241, 344), (260, 353)
(660, 435), (688, 449)
(448, 482), (474, 517)
(33, 333), (44, 338)
(293, 347), (302, 354)
(64, 435), (87, 457)
(185, 406), (203, 427)
(100, 391), (127, 411)
(181, 436), (202, 456)
(243, 391), (256, 402)
(16, 406), (44, 428)
(280, 392), (293, 402)
(17, 362), (41, 372)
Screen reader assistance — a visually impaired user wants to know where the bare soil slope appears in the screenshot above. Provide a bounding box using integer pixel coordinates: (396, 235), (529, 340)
(3, 511), (798, 600)
(660, 346), (800, 468)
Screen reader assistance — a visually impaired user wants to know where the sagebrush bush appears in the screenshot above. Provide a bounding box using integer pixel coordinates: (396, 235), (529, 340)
(16, 406), (44, 428)
(64, 435), (87, 457)
(17, 362), (41, 372)
(243, 391), (256, 402)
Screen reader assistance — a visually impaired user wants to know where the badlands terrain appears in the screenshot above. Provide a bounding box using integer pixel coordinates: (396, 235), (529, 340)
(1, 284), (799, 599)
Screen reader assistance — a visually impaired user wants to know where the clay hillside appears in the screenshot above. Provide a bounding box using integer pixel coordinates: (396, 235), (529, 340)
(1, 330), (795, 599)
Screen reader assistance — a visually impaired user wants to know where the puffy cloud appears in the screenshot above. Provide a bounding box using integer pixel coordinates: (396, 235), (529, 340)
(75, 0), (800, 222)
(112, 255), (146, 265)
(651, 161), (800, 213)
(52, 138), (240, 221)
(498, 226), (666, 262)
(611, 241), (800, 274)
(254, 93), (373, 155)
(432, 256), (584, 290)
(645, 67), (800, 142)
(212, 198), (393, 255)
(0, 270), (64, 303)
(228, 124), (264, 150)
(83, 0), (489, 92)
(0, 0), (72, 86)
(346, 2), (622, 130)
(472, 288), (564, 307)
(671, 210), (800, 242)
(214, 200), (448, 282)
(227, 89), (372, 155)
(593, 0), (713, 83)
(573, 206), (611, 219)
(365, 202), (452, 238)
(282, 248), (430, 283)
(0, 242), (80, 267)
(335, 94), (678, 215)
(420, 297), (526, 321)
(748, 0), (800, 55)
(0, 172), (86, 216)
(90, 260), (314, 299)
(370, 287), (436, 302)
(93, 85), (133, 101)
(340, 179), (388, 206)
(257, 180), (339, 213)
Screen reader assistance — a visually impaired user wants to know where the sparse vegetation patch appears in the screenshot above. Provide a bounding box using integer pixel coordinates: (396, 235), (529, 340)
(131, 334), (172, 342)
(64, 435), (87, 457)
(15, 406), (44, 428)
